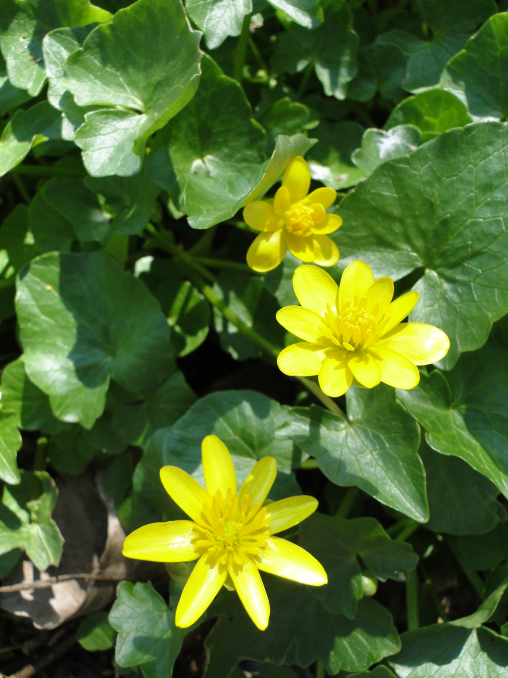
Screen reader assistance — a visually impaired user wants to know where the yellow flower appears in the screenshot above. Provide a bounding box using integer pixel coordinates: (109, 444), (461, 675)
(243, 156), (342, 272)
(276, 261), (450, 397)
(122, 435), (327, 630)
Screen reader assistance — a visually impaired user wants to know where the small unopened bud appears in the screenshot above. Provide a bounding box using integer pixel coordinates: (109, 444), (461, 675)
(361, 571), (378, 597)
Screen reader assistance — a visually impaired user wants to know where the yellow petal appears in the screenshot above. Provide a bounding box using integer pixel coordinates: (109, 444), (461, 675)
(266, 495), (318, 534)
(276, 306), (323, 342)
(379, 291), (419, 337)
(364, 277), (394, 316)
(229, 555), (269, 630)
(293, 264), (339, 316)
(274, 185), (291, 216)
(318, 349), (353, 397)
(237, 457), (277, 509)
(160, 466), (207, 525)
(368, 347), (420, 389)
(286, 232), (317, 262)
(346, 350), (382, 388)
(376, 322), (450, 365)
(247, 230), (287, 272)
(310, 234), (339, 267)
(277, 342), (329, 376)
(282, 156), (311, 203)
(175, 554), (227, 628)
(339, 261), (374, 313)
(243, 201), (279, 231)
(306, 186), (337, 209)
(257, 537), (327, 586)
(202, 435), (237, 497)
(311, 203), (326, 224)
(122, 520), (200, 562)
(311, 213), (342, 235)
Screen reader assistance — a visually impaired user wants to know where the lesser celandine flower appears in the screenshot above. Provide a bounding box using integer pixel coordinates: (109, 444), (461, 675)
(243, 156), (342, 272)
(122, 435), (327, 630)
(276, 261), (450, 397)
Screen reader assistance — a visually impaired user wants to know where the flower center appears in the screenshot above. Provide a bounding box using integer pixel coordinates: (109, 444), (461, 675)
(284, 203), (314, 236)
(194, 488), (271, 567)
(321, 295), (388, 351)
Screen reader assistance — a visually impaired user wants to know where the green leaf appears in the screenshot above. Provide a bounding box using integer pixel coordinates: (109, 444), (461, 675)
(0, 0), (110, 96)
(147, 55), (266, 229)
(299, 513), (417, 618)
(77, 611), (116, 652)
(29, 187), (76, 254)
(0, 470), (64, 571)
(351, 669), (398, 678)
(441, 12), (508, 120)
(255, 94), (320, 141)
(271, 4), (359, 100)
(206, 585), (400, 677)
(48, 426), (97, 474)
(0, 68), (30, 117)
(0, 359), (68, 434)
(61, 0), (202, 176)
(16, 251), (173, 429)
(385, 89), (472, 142)
(285, 385), (427, 522)
(263, 253), (299, 307)
(111, 368), (197, 447)
(0, 205), (39, 275)
(109, 581), (191, 678)
(349, 41), (407, 102)
(134, 390), (302, 520)
(390, 596), (508, 676)
(458, 522), (508, 572)
(0, 410), (21, 484)
(420, 440), (506, 535)
(398, 339), (508, 501)
(135, 256), (211, 358)
(212, 270), (284, 361)
(267, 0), (322, 29)
(306, 121), (365, 190)
(185, 0), (252, 50)
(0, 101), (62, 176)
(336, 122), (508, 369)
(351, 125), (420, 176)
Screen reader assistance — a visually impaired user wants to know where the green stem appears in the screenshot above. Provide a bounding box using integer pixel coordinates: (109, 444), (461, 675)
(335, 486), (360, 519)
(446, 536), (485, 600)
(300, 458), (318, 470)
(33, 438), (48, 472)
(386, 518), (413, 537)
(406, 570), (419, 631)
(315, 661), (326, 678)
(158, 231), (348, 419)
(419, 560), (449, 622)
(395, 521), (419, 542)
(10, 164), (83, 177)
(297, 62), (314, 100)
(193, 256), (254, 274)
(248, 37), (267, 72)
(146, 224), (216, 284)
(234, 15), (251, 83)
(349, 101), (376, 129)
(12, 173), (31, 204)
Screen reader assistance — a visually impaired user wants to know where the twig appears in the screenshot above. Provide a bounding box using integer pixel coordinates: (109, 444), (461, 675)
(0, 574), (124, 594)
(8, 633), (77, 678)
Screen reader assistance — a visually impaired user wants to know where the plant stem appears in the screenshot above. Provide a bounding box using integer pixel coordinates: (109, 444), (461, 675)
(406, 570), (419, 631)
(300, 458), (318, 470)
(446, 536), (485, 600)
(192, 256), (254, 273)
(386, 518), (413, 537)
(248, 37), (267, 72)
(156, 229), (349, 419)
(335, 486), (360, 519)
(395, 521), (419, 542)
(315, 660), (326, 678)
(297, 62), (314, 100)
(33, 438), (48, 472)
(234, 15), (251, 83)
(12, 173), (31, 204)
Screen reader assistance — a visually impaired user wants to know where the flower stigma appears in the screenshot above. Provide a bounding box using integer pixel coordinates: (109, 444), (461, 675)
(194, 488), (271, 568)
